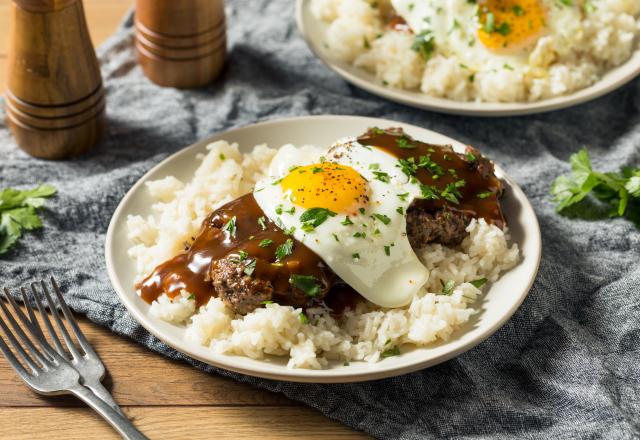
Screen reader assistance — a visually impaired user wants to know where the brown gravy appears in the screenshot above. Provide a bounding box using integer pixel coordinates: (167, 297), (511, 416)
(357, 129), (505, 227)
(138, 194), (334, 308)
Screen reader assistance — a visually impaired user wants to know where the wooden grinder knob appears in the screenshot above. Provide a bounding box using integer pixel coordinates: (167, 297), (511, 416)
(5, 0), (105, 160)
(135, 0), (227, 88)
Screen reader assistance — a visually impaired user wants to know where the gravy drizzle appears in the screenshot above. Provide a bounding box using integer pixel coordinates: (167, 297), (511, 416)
(357, 128), (505, 227)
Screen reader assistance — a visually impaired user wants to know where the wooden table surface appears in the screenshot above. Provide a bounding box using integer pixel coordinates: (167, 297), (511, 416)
(0, 2), (371, 439)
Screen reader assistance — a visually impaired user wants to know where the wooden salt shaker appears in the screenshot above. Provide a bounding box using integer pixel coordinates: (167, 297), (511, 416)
(4, 0), (105, 160)
(135, 0), (227, 88)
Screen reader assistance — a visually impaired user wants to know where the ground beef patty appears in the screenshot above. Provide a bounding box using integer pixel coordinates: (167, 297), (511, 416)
(210, 256), (330, 314)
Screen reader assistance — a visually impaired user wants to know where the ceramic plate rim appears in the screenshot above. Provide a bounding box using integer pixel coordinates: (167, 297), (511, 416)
(105, 115), (542, 383)
(296, 0), (640, 117)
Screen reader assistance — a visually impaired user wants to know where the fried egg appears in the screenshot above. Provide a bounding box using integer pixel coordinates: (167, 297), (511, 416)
(253, 138), (428, 308)
(392, 0), (581, 69)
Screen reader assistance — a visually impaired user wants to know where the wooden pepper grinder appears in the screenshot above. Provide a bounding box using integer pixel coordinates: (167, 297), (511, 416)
(135, 0), (227, 88)
(4, 0), (105, 160)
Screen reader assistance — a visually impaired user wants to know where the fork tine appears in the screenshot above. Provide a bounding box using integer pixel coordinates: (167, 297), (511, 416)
(31, 283), (67, 357)
(0, 300), (41, 373)
(21, 287), (44, 339)
(0, 332), (31, 379)
(39, 281), (83, 360)
(48, 277), (95, 355)
(1, 289), (54, 368)
(10, 287), (56, 363)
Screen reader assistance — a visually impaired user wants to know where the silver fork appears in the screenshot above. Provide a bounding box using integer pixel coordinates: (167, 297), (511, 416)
(0, 282), (147, 440)
(23, 278), (124, 415)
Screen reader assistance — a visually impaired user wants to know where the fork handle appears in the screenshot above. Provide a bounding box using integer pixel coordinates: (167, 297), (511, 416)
(69, 384), (148, 440)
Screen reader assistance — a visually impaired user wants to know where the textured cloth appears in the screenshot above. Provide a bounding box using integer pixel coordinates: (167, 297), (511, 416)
(1, 3), (640, 439)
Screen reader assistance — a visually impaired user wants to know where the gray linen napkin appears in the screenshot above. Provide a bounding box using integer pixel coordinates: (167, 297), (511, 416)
(1, 3), (639, 439)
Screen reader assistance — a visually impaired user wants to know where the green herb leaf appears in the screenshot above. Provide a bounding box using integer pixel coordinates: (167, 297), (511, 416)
(440, 279), (455, 295)
(477, 191), (493, 199)
(244, 259), (256, 276)
(470, 278), (488, 288)
(0, 185), (56, 255)
(373, 213), (391, 225)
(299, 312), (309, 324)
(373, 171), (391, 183)
(411, 30), (436, 61)
(258, 216), (267, 230)
(260, 300), (274, 305)
(341, 216), (354, 226)
(300, 207), (337, 229)
(275, 238), (294, 261)
(223, 216), (237, 238)
(238, 250), (249, 260)
(289, 274), (321, 297)
(259, 239), (274, 248)
(381, 346), (401, 357)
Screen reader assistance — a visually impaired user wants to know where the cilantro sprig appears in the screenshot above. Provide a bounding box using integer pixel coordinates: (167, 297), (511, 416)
(550, 149), (640, 228)
(0, 185), (56, 255)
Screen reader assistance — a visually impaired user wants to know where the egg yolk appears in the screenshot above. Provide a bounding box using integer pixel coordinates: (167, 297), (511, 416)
(477, 0), (546, 52)
(280, 162), (369, 214)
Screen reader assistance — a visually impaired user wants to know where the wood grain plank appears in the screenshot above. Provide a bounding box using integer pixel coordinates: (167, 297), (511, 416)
(0, 407), (372, 439)
(0, 306), (291, 407)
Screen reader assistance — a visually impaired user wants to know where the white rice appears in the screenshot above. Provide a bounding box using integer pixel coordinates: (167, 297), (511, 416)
(312, 0), (640, 102)
(127, 142), (520, 369)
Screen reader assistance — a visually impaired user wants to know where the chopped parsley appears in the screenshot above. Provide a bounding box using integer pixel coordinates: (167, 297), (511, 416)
(470, 278), (488, 288)
(441, 180), (466, 204)
(411, 30), (436, 61)
(395, 136), (416, 149)
(484, 12), (496, 32)
(258, 239), (273, 248)
(312, 166), (324, 174)
(397, 192), (410, 201)
(289, 274), (322, 297)
(466, 152), (476, 162)
(373, 171), (391, 183)
(299, 207), (337, 230)
(381, 346), (401, 357)
(369, 163), (380, 170)
(187, 293), (196, 300)
(420, 184), (440, 200)
(512, 5), (525, 15)
(396, 207), (404, 215)
(440, 279), (455, 295)
(332, 233), (340, 242)
(244, 259), (256, 276)
(352, 253), (360, 259)
(341, 216), (354, 226)
(373, 213), (391, 225)
(238, 250), (248, 260)
(258, 216), (267, 230)
(275, 205), (283, 215)
(299, 312), (310, 324)
(353, 231), (366, 239)
(260, 300), (274, 305)
(397, 157), (418, 177)
(418, 155), (445, 176)
(219, 153), (226, 160)
(477, 191), (493, 199)
(371, 127), (385, 135)
(223, 216), (237, 238)
(384, 245), (391, 256)
(275, 238), (294, 261)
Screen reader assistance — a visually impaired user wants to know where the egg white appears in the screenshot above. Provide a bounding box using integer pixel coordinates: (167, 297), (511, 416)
(391, 0), (582, 70)
(253, 138), (429, 308)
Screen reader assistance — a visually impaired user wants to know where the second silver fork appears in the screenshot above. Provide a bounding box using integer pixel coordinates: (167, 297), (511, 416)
(20, 278), (124, 415)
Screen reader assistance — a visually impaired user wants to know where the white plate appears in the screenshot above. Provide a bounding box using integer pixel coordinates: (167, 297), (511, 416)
(296, 0), (640, 117)
(105, 115), (541, 383)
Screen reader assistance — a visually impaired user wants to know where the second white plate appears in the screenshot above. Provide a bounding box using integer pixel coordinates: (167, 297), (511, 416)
(296, 0), (640, 117)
